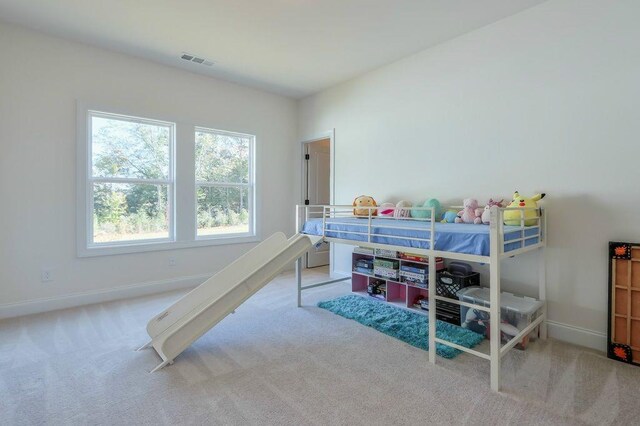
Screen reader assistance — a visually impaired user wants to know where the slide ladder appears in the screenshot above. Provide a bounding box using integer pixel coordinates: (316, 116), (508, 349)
(139, 232), (322, 371)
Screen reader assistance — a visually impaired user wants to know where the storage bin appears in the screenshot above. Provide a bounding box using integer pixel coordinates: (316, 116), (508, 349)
(457, 286), (543, 349)
(436, 269), (480, 299)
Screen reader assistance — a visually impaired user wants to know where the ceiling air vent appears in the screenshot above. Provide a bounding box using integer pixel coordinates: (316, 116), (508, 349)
(180, 52), (214, 67)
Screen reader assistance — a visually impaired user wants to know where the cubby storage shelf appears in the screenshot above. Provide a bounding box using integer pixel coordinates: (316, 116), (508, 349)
(352, 250), (443, 320)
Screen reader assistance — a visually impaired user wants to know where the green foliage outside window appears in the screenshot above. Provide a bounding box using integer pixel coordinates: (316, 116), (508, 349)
(90, 117), (252, 242)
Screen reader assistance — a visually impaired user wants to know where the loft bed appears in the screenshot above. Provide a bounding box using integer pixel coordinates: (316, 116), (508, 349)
(294, 204), (547, 392)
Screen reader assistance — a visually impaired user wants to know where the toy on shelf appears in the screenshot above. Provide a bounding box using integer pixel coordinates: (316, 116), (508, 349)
(394, 200), (412, 218)
(441, 210), (458, 223)
(411, 295), (427, 310)
(411, 198), (441, 220)
(481, 198), (504, 225)
(353, 195), (377, 217)
(455, 198), (482, 224)
(367, 279), (387, 300)
(503, 191), (545, 226)
(377, 202), (395, 217)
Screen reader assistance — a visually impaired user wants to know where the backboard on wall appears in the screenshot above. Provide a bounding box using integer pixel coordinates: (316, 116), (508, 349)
(608, 242), (640, 365)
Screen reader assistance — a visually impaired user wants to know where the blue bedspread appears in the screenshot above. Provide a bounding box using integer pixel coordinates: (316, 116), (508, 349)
(302, 218), (539, 256)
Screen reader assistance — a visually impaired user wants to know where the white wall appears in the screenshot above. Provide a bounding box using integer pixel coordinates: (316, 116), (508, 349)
(0, 23), (297, 316)
(298, 0), (640, 349)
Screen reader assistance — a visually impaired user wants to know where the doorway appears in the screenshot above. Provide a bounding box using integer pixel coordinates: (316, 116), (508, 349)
(302, 137), (331, 268)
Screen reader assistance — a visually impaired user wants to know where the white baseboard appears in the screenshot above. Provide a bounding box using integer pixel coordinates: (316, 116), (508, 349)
(0, 273), (210, 320)
(546, 320), (607, 353)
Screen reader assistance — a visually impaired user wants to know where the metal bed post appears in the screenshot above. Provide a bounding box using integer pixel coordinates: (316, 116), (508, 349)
(539, 208), (548, 339)
(489, 206), (502, 392)
(428, 207), (437, 365)
(295, 204), (353, 307)
(296, 204), (303, 307)
(296, 257), (303, 307)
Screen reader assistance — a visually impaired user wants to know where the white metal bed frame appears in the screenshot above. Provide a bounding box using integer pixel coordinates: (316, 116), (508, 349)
(294, 204), (547, 392)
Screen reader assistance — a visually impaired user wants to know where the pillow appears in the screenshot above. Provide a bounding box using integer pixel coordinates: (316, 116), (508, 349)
(378, 202), (395, 217)
(394, 200), (412, 218)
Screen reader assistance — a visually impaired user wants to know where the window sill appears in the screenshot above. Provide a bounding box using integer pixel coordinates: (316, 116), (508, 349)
(77, 234), (260, 258)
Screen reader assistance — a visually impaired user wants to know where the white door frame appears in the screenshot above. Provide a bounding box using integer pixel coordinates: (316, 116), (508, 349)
(300, 129), (336, 276)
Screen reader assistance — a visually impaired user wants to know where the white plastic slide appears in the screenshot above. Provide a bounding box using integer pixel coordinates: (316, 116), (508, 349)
(139, 232), (322, 372)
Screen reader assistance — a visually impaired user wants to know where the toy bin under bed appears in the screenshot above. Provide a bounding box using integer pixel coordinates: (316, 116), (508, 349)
(302, 218), (539, 257)
(457, 286), (544, 349)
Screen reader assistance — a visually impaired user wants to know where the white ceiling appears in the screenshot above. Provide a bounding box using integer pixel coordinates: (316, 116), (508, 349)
(0, 0), (546, 98)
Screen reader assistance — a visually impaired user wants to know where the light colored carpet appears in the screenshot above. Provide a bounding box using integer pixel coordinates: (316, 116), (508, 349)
(1, 267), (639, 425)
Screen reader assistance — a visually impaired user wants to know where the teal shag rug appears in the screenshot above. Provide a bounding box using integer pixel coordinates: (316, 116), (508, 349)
(318, 294), (484, 359)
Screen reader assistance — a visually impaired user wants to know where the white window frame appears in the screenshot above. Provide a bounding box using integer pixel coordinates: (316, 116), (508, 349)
(195, 127), (256, 240)
(76, 101), (260, 257)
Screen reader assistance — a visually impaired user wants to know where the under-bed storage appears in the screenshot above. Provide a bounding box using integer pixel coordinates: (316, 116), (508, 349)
(457, 287), (543, 349)
(351, 249), (448, 318)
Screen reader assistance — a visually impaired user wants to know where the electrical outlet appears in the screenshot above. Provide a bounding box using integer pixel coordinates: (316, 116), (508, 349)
(168, 257), (176, 267)
(41, 269), (53, 282)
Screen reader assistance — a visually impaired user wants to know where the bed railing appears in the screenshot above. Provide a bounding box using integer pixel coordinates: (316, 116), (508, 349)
(320, 204), (436, 250)
(297, 204), (546, 258)
(495, 206), (546, 258)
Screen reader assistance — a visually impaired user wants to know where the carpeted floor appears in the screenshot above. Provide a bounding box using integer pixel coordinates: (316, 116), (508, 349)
(1, 267), (639, 425)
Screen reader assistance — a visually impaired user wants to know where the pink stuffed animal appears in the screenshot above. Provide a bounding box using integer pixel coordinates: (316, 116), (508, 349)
(481, 198), (504, 224)
(455, 198), (482, 224)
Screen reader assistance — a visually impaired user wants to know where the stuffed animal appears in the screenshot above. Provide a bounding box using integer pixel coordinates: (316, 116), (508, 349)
(481, 198), (505, 225)
(377, 202), (395, 217)
(394, 200), (412, 218)
(441, 210), (458, 223)
(455, 198), (482, 224)
(353, 195), (377, 217)
(504, 191), (545, 226)
(411, 198), (441, 220)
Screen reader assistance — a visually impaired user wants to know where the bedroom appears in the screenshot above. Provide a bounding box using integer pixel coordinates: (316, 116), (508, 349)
(1, 0), (639, 424)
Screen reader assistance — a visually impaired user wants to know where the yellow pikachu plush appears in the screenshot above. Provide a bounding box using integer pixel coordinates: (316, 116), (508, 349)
(504, 191), (545, 226)
(353, 195), (377, 217)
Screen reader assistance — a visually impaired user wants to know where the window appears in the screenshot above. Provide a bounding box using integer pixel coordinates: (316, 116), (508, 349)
(77, 103), (258, 256)
(87, 111), (175, 245)
(195, 128), (255, 238)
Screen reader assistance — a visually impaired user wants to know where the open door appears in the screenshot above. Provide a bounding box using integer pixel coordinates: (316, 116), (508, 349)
(304, 139), (330, 268)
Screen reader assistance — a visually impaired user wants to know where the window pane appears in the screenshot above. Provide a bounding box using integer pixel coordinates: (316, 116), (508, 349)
(92, 115), (171, 180)
(197, 186), (250, 236)
(93, 183), (169, 243)
(195, 130), (250, 183)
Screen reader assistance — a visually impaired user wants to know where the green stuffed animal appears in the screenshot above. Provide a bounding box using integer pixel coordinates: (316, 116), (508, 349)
(411, 198), (441, 220)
